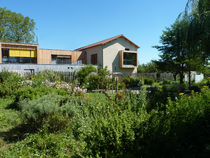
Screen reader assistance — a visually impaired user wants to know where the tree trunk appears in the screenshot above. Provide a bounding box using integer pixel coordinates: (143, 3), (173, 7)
(180, 72), (184, 85)
(173, 73), (177, 81)
(188, 70), (191, 89)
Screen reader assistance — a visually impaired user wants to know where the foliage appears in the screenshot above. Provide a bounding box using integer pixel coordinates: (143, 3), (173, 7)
(121, 76), (142, 88)
(76, 65), (97, 85)
(144, 78), (154, 85)
(133, 87), (210, 157)
(30, 70), (64, 87)
(86, 67), (111, 90)
(154, 0), (209, 85)
(0, 70), (209, 157)
(0, 71), (24, 98)
(137, 61), (159, 73)
(19, 94), (70, 131)
(0, 7), (35, 43)
(146, 83), (186, 111)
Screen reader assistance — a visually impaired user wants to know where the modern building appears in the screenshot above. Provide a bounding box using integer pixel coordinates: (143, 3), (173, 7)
(0, 35), (139, 74)
(76, 34), (140, 74)
(0, 42), (85, 65)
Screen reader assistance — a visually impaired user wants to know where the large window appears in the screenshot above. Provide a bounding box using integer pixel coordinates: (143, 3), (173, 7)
(120, 51), (137, 68)
(2, 48), (36, 64)
(123, 52), (137, 66)
(51, 55), (71, 64)
(91, 54), (97, 65)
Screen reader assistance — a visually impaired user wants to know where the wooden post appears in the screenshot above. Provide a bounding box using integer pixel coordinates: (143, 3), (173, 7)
(112, 74), (114, 94)
(116, 76), (118, 92)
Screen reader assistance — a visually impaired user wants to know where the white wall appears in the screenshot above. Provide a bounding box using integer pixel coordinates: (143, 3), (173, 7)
(85, 46), (103, 66)
(102, 37), (138, 74)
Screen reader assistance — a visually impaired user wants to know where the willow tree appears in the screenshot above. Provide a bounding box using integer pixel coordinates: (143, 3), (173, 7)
(154, 19), (191, 84)
(0, 8), (36, 43)
(154, 0), (209, 86)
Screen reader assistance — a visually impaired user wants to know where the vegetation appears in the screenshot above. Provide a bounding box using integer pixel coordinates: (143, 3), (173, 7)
(137, 61), (159, 73)
(154, 0), (210, 85)
(0, 7), (36, 43)
(0, 1), (209, 157)
(0, 71), (209, 157)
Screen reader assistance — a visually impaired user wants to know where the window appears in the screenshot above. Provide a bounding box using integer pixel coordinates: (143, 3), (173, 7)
(125, 48), (130, 51)
(51, 55), (71, 64)
(120, 50), (137, 68)
(2, 48), (37, 64)
(91, 54), (97, 65)
(123, 52), (137, 66)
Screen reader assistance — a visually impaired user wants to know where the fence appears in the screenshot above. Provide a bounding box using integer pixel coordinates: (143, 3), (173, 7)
(0, 64), (85, 82)
(136, 73), (174, 81)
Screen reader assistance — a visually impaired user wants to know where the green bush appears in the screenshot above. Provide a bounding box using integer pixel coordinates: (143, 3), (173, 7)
(19, 94), (70, 131)
(144, 78), (154, 85)
(133, 87), (210, 157)
(0, 71), (25, 98)
(146, 83), (186, 111)
(77, 65), (97, 85)
(85, 66), (112, 91)
(1, 81), (209, 157)
(162, 79), (172, 85)
(121, 76), (142, 88)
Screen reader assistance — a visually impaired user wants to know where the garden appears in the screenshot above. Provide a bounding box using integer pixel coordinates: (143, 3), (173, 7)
(0, 66), (209, 157)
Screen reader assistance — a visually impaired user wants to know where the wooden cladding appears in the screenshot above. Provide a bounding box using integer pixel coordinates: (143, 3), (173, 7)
(91, 54), (97, 65)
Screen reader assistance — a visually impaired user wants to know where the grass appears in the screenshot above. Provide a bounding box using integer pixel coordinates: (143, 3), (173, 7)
(0, 98), (22, 153)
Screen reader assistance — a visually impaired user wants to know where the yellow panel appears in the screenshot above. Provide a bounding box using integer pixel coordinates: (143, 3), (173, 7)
(30, 50), (37, 57)
(9, 50), (20, 57)
(9, 49), (37, 58)
(19, 50), (30, 57)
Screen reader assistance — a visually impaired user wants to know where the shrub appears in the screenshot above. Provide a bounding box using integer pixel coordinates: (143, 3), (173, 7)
(162, 79), (172, 85)
(85, 66), (112, 91)
(146, 83), (187, 111)
(133, 87), (210, 157)
(144, 78), (154, 85)
(0, 72), (25, 98)
(77, 65), (97, 85)
(19, 94), (70, 131)
(121, 76), (142, 88)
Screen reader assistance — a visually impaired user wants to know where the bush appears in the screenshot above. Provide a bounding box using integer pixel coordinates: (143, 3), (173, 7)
(121, 76), (142, 88)
(0, 71), (25, 98)
(1, 81), (209, 157)
(77, 65), (97, 85)
(146, 83), (186, 111)
(19, 94), (70, 131)
(144, 78), (154, 85)
(133, 87), (210, 157)
(162, 79), (172, 85)
(85, 66), (112, 91)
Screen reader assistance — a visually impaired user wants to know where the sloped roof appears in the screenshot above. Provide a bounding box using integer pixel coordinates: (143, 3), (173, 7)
(76, 34), (140, 51)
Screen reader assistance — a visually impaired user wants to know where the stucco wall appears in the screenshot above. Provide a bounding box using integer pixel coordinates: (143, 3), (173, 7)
(38, 49), (84, 64)
(85, 46), (103, 66)
(102, 37), (138, 74)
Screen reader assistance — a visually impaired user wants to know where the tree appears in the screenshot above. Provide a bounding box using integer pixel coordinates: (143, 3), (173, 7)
(137, 61), (159, 73)
(154, 0), (209, 86)
(0, 7), (36, 43)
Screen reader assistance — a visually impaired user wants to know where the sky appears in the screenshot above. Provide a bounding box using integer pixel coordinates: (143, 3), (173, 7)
(0, 0), (188, 64)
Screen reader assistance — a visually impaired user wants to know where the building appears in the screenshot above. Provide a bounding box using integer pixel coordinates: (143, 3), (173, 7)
(0, 42), (85, 65)
(0, 35), (139, 74)
(76, 34), (140, 74)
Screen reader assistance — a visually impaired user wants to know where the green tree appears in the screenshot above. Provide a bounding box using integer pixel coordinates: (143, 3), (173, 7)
(0, 7), (36, 43)
(137, 61), (158, 73)
(154, 0), (209, 86)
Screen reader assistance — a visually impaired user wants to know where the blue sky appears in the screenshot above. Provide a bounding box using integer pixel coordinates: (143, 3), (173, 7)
(0, 0), (187, 64)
